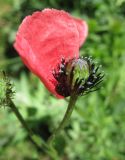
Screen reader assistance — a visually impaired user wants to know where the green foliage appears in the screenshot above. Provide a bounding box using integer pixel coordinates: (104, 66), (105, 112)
(0, 0), (125, 159)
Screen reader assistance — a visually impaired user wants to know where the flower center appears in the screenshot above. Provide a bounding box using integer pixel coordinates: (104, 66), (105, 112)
(53, 57), (104, 97)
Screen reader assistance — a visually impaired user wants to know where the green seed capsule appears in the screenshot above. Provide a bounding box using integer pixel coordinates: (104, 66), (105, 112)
(66, 58), (89, 89)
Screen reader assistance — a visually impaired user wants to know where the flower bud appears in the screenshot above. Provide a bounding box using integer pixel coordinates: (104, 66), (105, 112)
(0, 71), (14, 107)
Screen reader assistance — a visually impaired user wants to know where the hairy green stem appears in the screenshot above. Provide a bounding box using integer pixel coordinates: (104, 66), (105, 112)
(8, 98), (59, 160)
(48, 94), (78, 145)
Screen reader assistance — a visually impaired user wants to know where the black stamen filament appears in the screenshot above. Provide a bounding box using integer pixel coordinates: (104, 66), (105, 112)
(53, 57), (104, 97)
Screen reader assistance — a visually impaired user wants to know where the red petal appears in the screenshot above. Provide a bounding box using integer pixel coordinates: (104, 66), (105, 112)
(73, 17), (88, 47)
(14, 9), (88, 98)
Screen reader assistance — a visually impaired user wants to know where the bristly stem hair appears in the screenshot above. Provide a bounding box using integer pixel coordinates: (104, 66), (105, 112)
(0, 71), (60, 160)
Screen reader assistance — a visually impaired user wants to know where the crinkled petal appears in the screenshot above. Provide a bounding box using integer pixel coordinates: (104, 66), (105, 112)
(73, 17), (88, 47)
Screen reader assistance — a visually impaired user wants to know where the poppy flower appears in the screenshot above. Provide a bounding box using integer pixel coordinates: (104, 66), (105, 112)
(14, 8), (88, 98)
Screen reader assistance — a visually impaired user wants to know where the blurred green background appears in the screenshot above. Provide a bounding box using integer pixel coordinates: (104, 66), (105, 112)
(0, 0), (125, 159)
